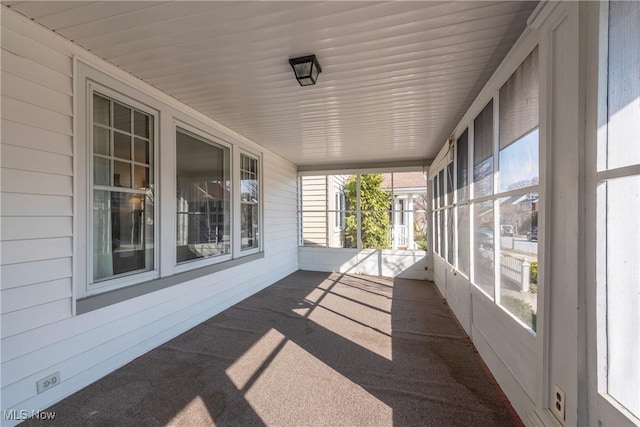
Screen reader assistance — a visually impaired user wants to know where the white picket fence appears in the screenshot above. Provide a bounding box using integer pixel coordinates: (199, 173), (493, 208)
(501, 255), (531, 292)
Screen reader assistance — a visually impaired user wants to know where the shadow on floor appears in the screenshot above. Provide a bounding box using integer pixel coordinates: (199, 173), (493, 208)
(24, 271), (521, 427)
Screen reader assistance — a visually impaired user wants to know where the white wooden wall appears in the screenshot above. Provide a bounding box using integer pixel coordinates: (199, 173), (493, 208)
(298, 247), (428, 280)
(0, 9), (298, 423)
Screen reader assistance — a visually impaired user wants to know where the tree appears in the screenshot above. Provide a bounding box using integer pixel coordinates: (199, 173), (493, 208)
(344, 174), (392, 249)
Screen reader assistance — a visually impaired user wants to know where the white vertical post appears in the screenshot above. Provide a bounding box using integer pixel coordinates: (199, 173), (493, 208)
(521, 260), (531, 293)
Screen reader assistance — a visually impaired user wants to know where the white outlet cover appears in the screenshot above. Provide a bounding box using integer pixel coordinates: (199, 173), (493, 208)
(37, 372), (61, 394)
(552, 384), (566, 422)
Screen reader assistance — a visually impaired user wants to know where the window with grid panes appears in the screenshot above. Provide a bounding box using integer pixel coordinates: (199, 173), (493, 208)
(92, 93), (154, 281)
(240, 154), (260, 250)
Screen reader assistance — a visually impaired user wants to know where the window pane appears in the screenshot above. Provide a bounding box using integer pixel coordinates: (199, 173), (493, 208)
(93, 94), (110, 126)
(114, 161), (131, 188)
(499, 47), (539, 150)
(447, 207), (454, 265)
(134, 138), (149, 164)
(606, 175), (640, 417)
(389, 172), (427, 251)
(438, 169), (445, 207)
(241, 154), (259, 250)
(92, 93), (154, 284)
(433, 174), (440, 209)
(499, 193), (538, 331)
(176, 130), (231, 262)
(93, 190), (154, 280)
(474, 200), (494, 299)
(94, 126), (110, 156)
(607, 1), (640, 170)
(113, 102), (131, 132)
(439, 208), (445, 257)
(134, 111), (150, 138)
(499, 128), (539, 192)
(300, 175), (328, 247)
(434, 210), (440, 255)
(457, 130), (469, 202)
(446, 162), (454, 206)
(94, 157), (110, 186)
(359, 173), (392, 249)
(457, 204), (470, 277)
(134, 165), (149, 190)
(474, 101), (494, 197)
(114, 132), (131, 160)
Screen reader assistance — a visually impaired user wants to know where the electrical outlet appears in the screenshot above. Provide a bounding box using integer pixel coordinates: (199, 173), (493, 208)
(37, 372), (61, 394)
(552, 384), (566, 422)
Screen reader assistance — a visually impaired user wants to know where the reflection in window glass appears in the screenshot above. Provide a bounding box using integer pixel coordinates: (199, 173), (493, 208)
(499, 129), (539, 192)
(176, 130), (230, 262)
(473, 200), (494, 299)
(241, 154), (260, 250)
(499, 193), (538, 331)
(474, 101), (494, 197)
(92, 93), (154, 282)
(457, 204), (470, 277)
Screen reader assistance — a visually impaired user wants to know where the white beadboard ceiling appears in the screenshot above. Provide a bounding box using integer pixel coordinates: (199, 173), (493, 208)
(5, 1), (538, 169)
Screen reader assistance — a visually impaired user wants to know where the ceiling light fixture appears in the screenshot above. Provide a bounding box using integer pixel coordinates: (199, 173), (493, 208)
(289, 55), (322, 86)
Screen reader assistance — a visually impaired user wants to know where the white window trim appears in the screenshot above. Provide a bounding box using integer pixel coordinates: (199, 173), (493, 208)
(76, 62), (162, 299)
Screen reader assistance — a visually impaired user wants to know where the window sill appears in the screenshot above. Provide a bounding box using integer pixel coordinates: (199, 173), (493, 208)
(77, 252), (264, 314)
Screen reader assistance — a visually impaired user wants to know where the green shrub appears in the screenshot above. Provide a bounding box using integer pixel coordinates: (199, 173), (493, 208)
(529, 261), (538, 294)
(344, 174), (392, 249)
(415, 236), (428, 251)
(530, 261), (538, 284)
(501, 295), (537, 331)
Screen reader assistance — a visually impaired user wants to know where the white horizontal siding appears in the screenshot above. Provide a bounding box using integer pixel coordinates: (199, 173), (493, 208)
(0, 9), (299, 422)
(1, 238), (73, 265)
(1, 96), (72, 136)
(1, 217), (72, 241)
(1, 193), (72, 217)
(1, 258), (72, 291)
(2, 72), (73, 115)
(1, 299), (72, 339)
(1, 119), (72, 156)
(1, 144), (73, 176)
(1, 278), (72, 314)
(1, 49), (72, 95)
(1, 23), (74, 339)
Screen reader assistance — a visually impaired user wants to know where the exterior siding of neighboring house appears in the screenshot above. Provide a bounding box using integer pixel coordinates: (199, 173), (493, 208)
(0, 10), (298, 422)
(299, 175), (345, 248)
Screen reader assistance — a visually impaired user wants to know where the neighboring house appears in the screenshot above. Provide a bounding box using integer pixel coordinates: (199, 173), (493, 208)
(299, 175), (346, 248)
(381, 172), (428, 250)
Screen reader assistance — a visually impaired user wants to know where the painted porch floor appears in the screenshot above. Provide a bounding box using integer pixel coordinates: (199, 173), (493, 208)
(24, 271), (521, 426)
